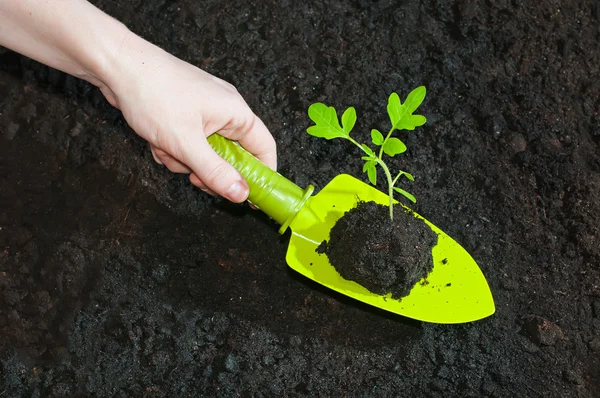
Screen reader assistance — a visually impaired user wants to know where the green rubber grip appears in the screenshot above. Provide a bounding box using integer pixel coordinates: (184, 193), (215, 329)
(207, 134), (314, 234)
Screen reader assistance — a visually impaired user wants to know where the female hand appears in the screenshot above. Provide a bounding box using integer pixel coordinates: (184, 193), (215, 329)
(0, 0), (277, 203)
(100, 31), (277, 202)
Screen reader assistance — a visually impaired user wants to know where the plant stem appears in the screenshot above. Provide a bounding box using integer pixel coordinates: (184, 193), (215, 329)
(377, 126), (396, 159)
(392, 171), (404, 186)
(348, 137), (395, 220)
(375, 158), (395, 220)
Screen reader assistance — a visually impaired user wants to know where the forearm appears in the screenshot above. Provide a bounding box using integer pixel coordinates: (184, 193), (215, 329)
(0, 0), (128, 88)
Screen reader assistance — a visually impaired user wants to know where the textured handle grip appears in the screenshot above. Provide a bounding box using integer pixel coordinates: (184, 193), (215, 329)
(207, 134), (314, 234)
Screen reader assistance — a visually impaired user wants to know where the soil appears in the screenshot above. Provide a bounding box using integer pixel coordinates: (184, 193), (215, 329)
(318, 201), (437, 299)
(1, 0), (599, 396)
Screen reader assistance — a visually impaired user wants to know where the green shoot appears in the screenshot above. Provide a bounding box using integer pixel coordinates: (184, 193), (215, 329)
(306, 86), (427, 220)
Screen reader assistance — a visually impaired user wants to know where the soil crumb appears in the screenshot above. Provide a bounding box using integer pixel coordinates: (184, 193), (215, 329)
(318, 201), (438, 299)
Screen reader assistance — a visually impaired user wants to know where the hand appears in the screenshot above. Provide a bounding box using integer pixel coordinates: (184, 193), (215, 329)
(0, 1), (276, 202)
(100, 31), (277, 203)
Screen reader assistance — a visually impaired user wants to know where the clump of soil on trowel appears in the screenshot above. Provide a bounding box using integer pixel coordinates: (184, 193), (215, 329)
(317, 201), (438, 300)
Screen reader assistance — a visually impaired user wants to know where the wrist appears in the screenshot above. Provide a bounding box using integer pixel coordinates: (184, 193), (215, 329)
(75, 13), (132, 91)
(97, 27), (175, 108)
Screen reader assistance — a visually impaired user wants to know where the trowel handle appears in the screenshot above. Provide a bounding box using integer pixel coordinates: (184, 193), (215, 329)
(207, 134), (314, 234)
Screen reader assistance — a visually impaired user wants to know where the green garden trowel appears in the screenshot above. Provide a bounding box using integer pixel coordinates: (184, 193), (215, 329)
(208, 134), (495, 324)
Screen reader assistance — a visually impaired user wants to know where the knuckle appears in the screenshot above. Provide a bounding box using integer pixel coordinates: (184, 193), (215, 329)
(225, 112), (256, 140)
(154, 148), (168, 158)
(225, 82), (238, 93)
(238, 114), (257, 134)
(212, 75), (238, 93)
(203, 161), (231, 187)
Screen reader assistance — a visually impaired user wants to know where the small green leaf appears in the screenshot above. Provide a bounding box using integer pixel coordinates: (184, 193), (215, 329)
(364, 161), (377, 185)
(361, 144), (376, 157)
(394, 187), (416, 203)
(394, 114), (427, 131)
(371, 129), (384, 146)
(387, 92), (401, 127)
(404, 86), (426, 114)
(367, 168), (377, 185)
(306, 103), (347, 139)
(403, 172), (415, 181)
(382, 137), (407, 157)
(341, 107), (357, 135)
(386, 86), (427, 131)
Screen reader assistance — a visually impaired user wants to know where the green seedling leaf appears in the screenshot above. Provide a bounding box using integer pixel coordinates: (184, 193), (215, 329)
(367, 166), (377, 185)
(363, 160), (377, 185)
(404, 86), (427, 114)
(341, 107), (357, 135)
(305, 85), (428, 219)
(307, 103), (347, 139)
(361, 144), (376, 157)
(392, 170), (415, 186)
(394, 187), (416, 203)
(382, 137), (406, 157)
(371, 129), (384, 146)
(387, 86), (427, 131)
(387, 92), (402, 127)
(403, 172), (415, 181)
(395, 114), (427, 131)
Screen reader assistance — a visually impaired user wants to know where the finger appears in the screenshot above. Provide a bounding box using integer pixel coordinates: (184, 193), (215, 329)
(163, 157), (192, 174)
(216, 113), (277, 171)
(151, 145), (192, 173)
(159, 154), (192, 174)
(181, 135), (249, 203)
(150, 144), (163, 164)
(190, 173), (216, 196)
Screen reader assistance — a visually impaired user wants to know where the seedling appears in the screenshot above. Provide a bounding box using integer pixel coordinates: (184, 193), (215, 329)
(306, 86), (427, 219)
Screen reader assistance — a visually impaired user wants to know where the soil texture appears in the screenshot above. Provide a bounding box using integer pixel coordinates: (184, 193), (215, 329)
(1, 0), (600, 397)
(318, 201), (437, 299)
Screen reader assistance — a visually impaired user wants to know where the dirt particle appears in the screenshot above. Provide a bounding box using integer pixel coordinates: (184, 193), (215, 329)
(563, 369), (584, 385)
(289, 336), (301, 347)
(508, 132), (527, 154)
(5, 122), (19, 140)
(501, 278), (519, 291)
(18, 103), (37, 123)
(262, 355), (275, 366)
(589, 338), (600, 352)
(489, 114), (507, 139)
(521, 316), (564, 346)
(224, 354), (239, 373)
(70, 122), (83, 137)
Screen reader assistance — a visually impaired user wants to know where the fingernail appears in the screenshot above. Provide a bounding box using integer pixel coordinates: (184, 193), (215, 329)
(227, 181), (248, 202)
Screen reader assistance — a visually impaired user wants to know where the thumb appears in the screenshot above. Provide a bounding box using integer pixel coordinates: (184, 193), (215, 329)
(181, 134), (249, 203)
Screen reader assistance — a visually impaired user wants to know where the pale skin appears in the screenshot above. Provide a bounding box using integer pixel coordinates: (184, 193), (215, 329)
(0, 0), (277, 203)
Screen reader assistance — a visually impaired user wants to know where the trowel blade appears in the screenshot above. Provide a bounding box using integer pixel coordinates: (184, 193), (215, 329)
(285, 174), (495, 324)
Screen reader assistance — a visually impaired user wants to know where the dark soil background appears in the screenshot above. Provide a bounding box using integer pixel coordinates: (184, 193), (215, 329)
(1, 0), (599, 396)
